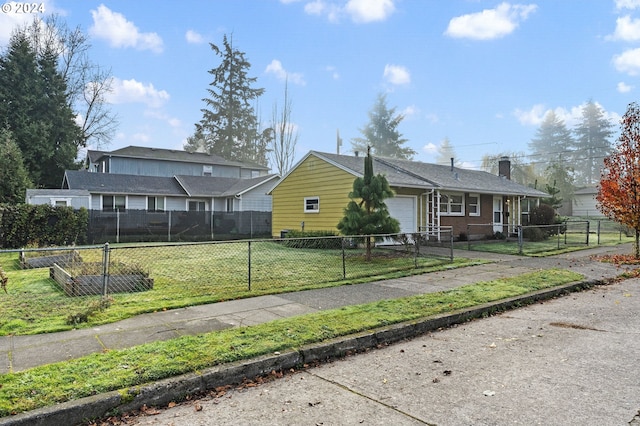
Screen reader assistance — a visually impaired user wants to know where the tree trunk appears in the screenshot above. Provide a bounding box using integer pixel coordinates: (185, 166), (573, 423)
(635, 229), (640, 259)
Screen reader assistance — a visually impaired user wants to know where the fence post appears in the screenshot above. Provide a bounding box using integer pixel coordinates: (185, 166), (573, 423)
(557, 225), (561, 249)
(449, 230), (454, 261)
(116, 210), (120, 244)
(342, 237), (346, 279)
(168, 211), (171, 242)
(586, 220), (590, 245)
(414, 233), (419, 268)
(247, 240), (252, 291)
(467, 224), (471, 251)
(102, 242), (110, 297)
(518, 225), (523, 255)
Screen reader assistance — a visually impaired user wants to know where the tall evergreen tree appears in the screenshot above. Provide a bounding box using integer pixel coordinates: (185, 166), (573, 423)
(0, 32), (81, 187)
(0, 128), (32, 204)
(351, 93), (415, 160)
(435, 137), (459, 166)
(529, 111), (574, 175)
(337, 147), (400, 260)
(188, 34), (269, 165)
(573, 100), (615, 186)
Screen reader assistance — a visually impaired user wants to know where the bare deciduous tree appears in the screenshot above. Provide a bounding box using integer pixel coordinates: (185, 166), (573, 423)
(22, 16), (117, 149)
(269, 79), (298, 175)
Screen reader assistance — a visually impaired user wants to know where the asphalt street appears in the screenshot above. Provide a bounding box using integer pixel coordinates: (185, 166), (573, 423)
(113, 275), (640, 426)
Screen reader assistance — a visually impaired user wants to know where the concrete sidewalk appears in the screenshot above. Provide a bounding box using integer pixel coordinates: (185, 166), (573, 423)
(0, 244), (632, 374)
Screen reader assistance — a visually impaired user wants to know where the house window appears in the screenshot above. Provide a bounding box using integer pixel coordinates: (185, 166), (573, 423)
(251, 170), (260, 178)
(51, 198), (70, 207)
(103, 195), (126, 211)
(203, 165), (213, 176)
(304, 196), (319, 213)
(147, 196), (165, 212)
(188, 200), (206, 211)
(439, 193), (464, 216)
(226, 198), (234, 212)
(468, 194), (480, 216)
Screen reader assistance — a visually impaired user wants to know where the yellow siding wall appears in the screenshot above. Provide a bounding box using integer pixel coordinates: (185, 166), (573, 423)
(272, 155), (356, 237)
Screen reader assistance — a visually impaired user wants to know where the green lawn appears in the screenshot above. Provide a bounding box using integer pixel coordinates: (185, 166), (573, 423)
(0, 242), (478, 336)
(0, 268), (583, 417)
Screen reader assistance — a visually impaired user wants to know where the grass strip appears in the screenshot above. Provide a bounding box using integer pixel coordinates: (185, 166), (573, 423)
(0, 268), (582, 417)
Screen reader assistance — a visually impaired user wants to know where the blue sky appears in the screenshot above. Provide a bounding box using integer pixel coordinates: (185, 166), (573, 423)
(1, 0), (639, 170)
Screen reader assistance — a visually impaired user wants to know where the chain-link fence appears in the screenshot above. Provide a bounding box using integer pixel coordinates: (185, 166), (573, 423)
(0, 230), (454, 336)
(463, 219), (631, 255)
(87, 210), (272, 244)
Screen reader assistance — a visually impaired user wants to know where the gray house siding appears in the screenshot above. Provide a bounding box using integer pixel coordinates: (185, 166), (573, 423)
(241, 188), (272, 211)
(26, 190), (90, 209)
(106, 157), (241, 178)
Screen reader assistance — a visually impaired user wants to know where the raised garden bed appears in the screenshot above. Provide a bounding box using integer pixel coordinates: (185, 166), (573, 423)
(20, 250), (82, 269)
(50, 262), (153, 297)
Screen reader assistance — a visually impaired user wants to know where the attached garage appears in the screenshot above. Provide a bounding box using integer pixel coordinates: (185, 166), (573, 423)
(385, 196), (417, 233)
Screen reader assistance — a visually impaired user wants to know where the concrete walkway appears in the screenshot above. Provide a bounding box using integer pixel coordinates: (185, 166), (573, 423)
(0, 244), (632, 374)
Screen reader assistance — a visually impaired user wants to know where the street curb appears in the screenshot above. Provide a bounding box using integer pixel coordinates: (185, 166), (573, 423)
(0, 278), (603, 426)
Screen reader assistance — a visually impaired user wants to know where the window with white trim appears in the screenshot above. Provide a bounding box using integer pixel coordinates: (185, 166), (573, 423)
(439, 193), (464, 216)
(468, 194), (480, 216)
(304, 196), (319, 213)
(188, 200), (206, 211)
(147, 196), (165, 212)
(225, 198), (234, 212)
(51, 198), (70, 207)
(103, 195), (126, 211)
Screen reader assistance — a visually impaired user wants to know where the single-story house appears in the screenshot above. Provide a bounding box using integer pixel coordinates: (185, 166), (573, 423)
(61, 170), (279, 213)
(268, 151), (548, 239)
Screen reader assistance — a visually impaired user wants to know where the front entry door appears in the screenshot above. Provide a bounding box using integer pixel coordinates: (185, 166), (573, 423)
(493, 196), (503, 233)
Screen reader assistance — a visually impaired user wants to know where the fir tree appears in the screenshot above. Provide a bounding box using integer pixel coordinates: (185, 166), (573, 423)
(337, 147), (400, 260)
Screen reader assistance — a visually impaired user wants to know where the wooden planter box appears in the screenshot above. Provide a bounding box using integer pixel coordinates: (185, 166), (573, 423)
(50, 263), (153, 297)
(20, 250), (82, 269)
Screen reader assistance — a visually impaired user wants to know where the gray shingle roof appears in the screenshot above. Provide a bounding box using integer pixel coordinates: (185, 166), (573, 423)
(64, 171), (279, 198)
(64, 170), (186, 196)
(311, 151), (548, 197)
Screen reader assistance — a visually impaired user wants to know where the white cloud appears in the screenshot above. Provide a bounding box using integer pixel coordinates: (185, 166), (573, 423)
(514, 102), (619, 128)
(613, 47), (640, 75)
(89, 5), (163, 53)
(345, 0), (395, 23)
(107, 78), (170, 108)
(423, 142), (438, 154)
(618, 81), (634, 92)
(265, 59), (306, 85)
(185, 30), (204, 44)
(145, 110), (182, 128)
(607, 15), (640, 41)
(401, 105), (419, 118)
(616, 0), (640, 10)
(383, 64), (411, 85)
(302, 0), (395, 23)
(445, 2), (537, 40)
(325, 65), (340, 80)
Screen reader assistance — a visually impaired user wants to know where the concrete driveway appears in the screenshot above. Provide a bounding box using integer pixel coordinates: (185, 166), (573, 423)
(119, 277), (640, 426)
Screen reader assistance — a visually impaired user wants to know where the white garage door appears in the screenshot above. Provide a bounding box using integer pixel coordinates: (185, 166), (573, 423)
(385, 196), (416, 234)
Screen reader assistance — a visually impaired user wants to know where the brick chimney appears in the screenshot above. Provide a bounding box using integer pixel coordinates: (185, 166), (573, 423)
(498, 156), (511, 180)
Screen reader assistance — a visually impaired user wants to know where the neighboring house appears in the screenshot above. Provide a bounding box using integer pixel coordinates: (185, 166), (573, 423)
(61, 170), (279, 213)
(26, 189), (90, 209)
(26, 146), (277, 213)
(269, 151), (548, 239)
(572, 187), (601, 217)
